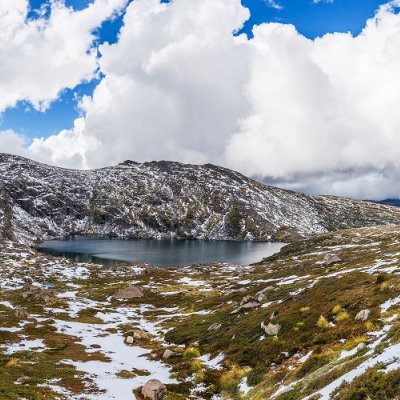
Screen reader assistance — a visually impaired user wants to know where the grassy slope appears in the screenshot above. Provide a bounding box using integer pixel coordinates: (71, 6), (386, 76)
(0, 225), (400, 399)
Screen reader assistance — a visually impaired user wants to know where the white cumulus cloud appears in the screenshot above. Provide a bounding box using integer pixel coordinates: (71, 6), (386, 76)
(0, 0), (127, 112)
(3, 0), (400, 199)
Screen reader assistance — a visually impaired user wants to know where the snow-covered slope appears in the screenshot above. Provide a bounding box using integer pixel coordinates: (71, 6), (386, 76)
(1, 153), (400, 243)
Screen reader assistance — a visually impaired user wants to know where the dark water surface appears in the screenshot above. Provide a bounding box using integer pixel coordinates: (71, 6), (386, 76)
(37, 237), (286, 267)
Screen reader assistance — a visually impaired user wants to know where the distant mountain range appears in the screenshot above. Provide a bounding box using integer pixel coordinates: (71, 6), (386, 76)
(374, 199), (400, 207)
(2, 153), (400, 244)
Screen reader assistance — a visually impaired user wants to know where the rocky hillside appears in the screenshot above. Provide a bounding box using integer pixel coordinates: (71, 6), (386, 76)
(1, 226), (400, 399)
(1, 153), (400, 244)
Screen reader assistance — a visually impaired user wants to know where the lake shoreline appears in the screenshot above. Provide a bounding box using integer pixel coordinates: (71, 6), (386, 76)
(36, 236), (286, 267)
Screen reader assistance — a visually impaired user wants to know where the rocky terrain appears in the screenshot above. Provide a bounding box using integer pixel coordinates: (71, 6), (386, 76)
(2, 153), (400, 244)
(1, 225), (400, 399)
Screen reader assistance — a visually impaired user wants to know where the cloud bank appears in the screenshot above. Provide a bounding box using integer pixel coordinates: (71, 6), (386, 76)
(2, 0), (400, 199)
(0, 0), (127, 113)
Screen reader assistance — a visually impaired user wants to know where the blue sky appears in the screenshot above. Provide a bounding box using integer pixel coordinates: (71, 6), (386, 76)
(0, 0), (390, 140)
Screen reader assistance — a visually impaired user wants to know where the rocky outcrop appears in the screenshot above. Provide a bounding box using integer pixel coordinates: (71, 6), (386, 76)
(0, 185), (15, 242)
(2, 154), (400, 244)
(141, 379), (167, 400)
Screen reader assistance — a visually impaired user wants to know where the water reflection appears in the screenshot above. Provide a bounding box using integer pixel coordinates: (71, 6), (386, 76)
(37, 237), (286, 267)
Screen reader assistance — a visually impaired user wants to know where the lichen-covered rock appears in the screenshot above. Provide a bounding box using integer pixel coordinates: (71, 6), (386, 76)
(261, 321), (281, 336)
(14, 306), (28, 319)
(113, 286), (144, 299)
(207, 323), (222, 332)
(355, 309), (370, 321)
(162, 349), (174, 359)
(141, 379), (167, 400)
(124, 330), (150, 340)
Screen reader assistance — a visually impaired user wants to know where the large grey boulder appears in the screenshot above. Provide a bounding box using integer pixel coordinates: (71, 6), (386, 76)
(112, 286), (144, 299)
(355, 309), (370, 321)
(141, 379), (167, 400)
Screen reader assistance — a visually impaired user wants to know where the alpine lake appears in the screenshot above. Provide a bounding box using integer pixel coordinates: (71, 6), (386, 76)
(37, 236), (286, 267)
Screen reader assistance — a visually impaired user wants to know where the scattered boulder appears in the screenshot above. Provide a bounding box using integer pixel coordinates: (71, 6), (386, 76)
(261, 321), (281, 336)
(112, 286), (144, 300)
(133, 330), (150, 339)
(356, 342), (366, 351)
(14, 306), (28, 319)
(162, 349), (174, 360)
(141, 379), (167, 400)
(125, 329), (150, 340)
(207, 323), (222, 332)
(34, 289), (53, 302)
(125, 336), (134, 344)
(355, 309), (370, 321)
(323, 254), (341, 266)
(15, 376), (33, 385)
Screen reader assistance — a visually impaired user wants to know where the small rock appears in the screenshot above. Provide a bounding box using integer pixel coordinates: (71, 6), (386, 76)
(231, 301), (259, 314)
(15, 306), (28, 319)
(124, 329), (150, 340)
(15, 376), (32, 385)
(261, 321), (281, 336)
(207, 323), (222, 332)
(240, 296), (254, 306)
(355, 309), (370, 321)
(356, 342), (366, 351)
(125, 336), (134, 344)
(133, 330), (149, 339)
(112, 285), (144, 300)
(162, 349), (174, 359)
(141, 379), (167, 400)
(323, 254), (341, 266)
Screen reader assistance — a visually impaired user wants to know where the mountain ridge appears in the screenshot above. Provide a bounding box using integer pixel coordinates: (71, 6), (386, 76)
(1, 153), (400, 244)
